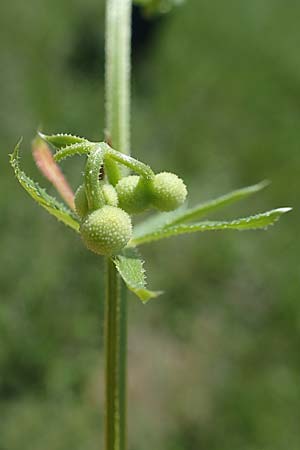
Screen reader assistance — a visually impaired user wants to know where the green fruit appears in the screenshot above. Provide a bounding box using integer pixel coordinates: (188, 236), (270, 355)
(80, 205), (132, 255)
(103, 184), (118, 207)
(116, 175), (151, 214)
(150, 172), (187, 211)
(74, 184), (89, 218)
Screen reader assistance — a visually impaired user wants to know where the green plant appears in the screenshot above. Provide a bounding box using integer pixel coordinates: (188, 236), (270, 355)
(10, 1), (291, 449)
(116, 175), (151, 214)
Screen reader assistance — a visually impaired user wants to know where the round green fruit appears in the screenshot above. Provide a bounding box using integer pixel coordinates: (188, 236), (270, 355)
(116, 175), (151, 214)
(80, 205), (132, 255)
(74, 184), (89, 218)
(150, 172), (187, 211)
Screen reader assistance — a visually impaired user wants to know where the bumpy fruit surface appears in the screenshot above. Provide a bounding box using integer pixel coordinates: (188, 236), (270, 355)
(116, 175), (151, 214)
(74, 184), (89, 218)
(103, 184), (118, 207)
(80, 205), (132, 255)
(150, 172), (187, 211)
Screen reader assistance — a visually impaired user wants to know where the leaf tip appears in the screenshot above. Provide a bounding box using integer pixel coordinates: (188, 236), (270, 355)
(257, 179), (271, 189)
(38, 131), (47, 139)
(10, 137), (23, 164)
(276, 207), (292, 214)
(37, 131), (51, 145)
(140, 289), (164, 304)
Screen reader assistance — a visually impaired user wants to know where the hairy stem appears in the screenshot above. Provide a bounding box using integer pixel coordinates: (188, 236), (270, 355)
(104, 1), (132, 449)
(105, 260), (127, 450)
(105, 0), (131, 154)
(105, 0), (132, 185)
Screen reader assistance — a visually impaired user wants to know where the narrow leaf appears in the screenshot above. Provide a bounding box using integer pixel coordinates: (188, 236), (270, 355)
(113, 249), (162, 303)
(10, 140), (80, 232)
(133, 181), (269, 239)
(32, 137), (75, 210)
(167, 180), (270, 225)
(130, 208), (292, 246)
(39, 132), (87, 150)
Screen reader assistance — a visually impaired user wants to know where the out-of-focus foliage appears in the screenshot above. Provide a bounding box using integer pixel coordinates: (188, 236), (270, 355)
(0, 1), (298, 450)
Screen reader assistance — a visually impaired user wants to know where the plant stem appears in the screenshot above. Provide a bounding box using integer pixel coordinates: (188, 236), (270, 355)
(104, 1), (132, 450)
(105, 0), (132, 185)
(105, 259), (127, 450)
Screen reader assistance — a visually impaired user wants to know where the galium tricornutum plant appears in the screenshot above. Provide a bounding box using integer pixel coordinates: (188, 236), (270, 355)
(10, 0), (291, 449)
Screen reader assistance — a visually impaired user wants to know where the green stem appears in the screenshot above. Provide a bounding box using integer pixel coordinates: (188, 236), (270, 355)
(105, 260), (127, 450)
(100, 143), (154, 180)
(84, 147), (106, 210)
(104, 1), (132, 450)
(105, 0), (132, 185)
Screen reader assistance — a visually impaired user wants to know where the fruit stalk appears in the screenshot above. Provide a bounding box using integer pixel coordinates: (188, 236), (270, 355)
(104, 1), (132, 450)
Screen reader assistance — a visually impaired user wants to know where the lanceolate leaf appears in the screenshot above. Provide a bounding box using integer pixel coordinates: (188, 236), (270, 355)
(133, 181), (270, 241)
(113, 249), (162, 303)
(167, 180), (270, 225)
(39, 132), (88, 150)
(130, 208), (292, 246)
(10, 140), (80, 232)
(133, 181), (269, 240)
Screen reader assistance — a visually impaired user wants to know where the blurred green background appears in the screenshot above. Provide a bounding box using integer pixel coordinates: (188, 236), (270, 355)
(0, 1), (299, 449)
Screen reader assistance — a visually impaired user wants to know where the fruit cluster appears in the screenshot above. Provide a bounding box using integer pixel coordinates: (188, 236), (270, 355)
(76, 171), (187, 256)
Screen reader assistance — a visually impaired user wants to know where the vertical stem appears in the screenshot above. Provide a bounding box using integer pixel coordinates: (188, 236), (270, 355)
(105, 0), (132, 186)
(105, 0), (131, 154)
(105, 260), (127, 450)
(104, 1), (132, 450)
